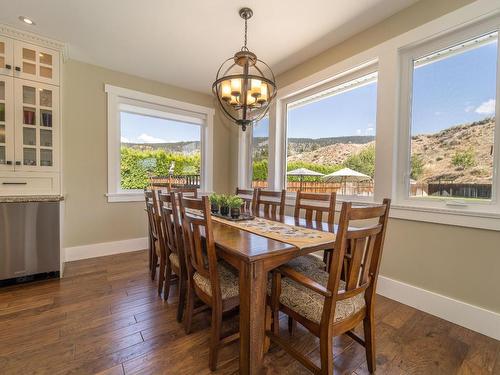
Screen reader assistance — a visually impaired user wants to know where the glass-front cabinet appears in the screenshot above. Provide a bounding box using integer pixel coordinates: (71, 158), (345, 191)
(0, 76), (14, 170)
(14, 79), (59, 171)
(0, 30), (62, 195)
(13, 41), (59, 85)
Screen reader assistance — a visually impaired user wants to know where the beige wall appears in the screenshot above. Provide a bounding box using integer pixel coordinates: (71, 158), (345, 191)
(274, 0), (500, 314)
(62, 60), (233, 249)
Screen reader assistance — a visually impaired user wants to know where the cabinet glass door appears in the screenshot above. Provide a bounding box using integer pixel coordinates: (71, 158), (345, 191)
(14, 79), (58, 170)
(14, 42), (59, 85)
(0, 36), (14, 76)
(0, 76), (14, 170)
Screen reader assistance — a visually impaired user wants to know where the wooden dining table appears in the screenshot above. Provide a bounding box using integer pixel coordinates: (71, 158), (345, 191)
(208, 215), (336, 375)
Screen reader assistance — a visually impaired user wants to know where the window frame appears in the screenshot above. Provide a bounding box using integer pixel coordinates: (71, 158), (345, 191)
(105, 84), (214, 202)
(396, 17), (500, 215)
(277, 62), (379, 201)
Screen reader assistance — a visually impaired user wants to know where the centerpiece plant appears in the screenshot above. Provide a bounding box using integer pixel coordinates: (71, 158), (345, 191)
(219, 194), (230, 216)
(227, 196), (244, 218)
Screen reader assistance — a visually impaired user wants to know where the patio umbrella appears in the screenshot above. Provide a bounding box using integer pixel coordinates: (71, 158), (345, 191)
(322, 167), (372, 195)
(287, 167), (324, 190)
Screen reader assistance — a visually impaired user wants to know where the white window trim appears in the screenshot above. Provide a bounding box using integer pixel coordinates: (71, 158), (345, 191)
(251, 0), (500, 231)
(396, 15), (500, 216)
(105, 84), (214, 202)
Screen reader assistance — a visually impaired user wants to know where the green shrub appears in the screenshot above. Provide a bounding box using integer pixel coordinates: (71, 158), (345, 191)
(452, 148), (476, 169)
(343, 145), (375, 177)
(120, 147), (200, 189)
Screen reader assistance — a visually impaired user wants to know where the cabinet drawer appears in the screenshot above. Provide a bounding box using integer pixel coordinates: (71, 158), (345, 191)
(0, 175), (58, 194)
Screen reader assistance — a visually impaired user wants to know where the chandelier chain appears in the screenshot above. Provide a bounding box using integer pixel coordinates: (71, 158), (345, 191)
(242, 17), (248, 51)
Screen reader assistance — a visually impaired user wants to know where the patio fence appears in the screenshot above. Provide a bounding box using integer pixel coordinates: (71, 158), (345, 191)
(252, 180), (374, 196)
(149, 175), (200, 188)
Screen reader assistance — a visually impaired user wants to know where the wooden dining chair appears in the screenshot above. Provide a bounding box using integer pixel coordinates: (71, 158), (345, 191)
(178, 195), (240, 371)
(144, 190), (166, 287)
(254, 188), (286, 221)
(235, 187), (256, 213)
(268, 199), (391, 375)
(158, 192), (188, 322)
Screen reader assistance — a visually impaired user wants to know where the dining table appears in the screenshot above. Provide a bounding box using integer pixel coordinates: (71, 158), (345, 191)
(207, 214), (337, 375)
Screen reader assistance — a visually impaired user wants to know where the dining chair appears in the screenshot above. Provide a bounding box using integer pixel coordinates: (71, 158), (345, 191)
(254, 188), (286, 221)
(235, 187), (256, 213)
(178, 194), (240, 371)
(144, 190), (165, 285)
(158, 192), (188, 322)
(268, 199), (391, 375)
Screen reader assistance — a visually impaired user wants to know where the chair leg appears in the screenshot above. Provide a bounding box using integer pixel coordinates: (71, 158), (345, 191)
(264, 305), (272, 353)
(183, 283), (195, 334)
(163, 259), (172, 300)
(151, 243), (158, 281)
(319, 329), (333, 375)
(363, 314), (376, 373)
(209, 306), (222, 371)
(176, 274), (187, 323)
(288, 316), (296, 335)
(157, 256), (166, 296)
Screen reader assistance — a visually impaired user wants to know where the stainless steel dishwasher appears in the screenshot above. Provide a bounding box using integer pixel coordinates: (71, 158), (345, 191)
(0, 201), (60, 286)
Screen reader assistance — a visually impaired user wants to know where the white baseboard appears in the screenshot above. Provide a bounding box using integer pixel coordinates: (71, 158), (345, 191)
(64, 237), (148, 262)
(377, 275), (500, 341)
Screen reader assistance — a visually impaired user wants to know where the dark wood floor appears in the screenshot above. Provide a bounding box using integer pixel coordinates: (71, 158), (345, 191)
(0, 250), (498, 375)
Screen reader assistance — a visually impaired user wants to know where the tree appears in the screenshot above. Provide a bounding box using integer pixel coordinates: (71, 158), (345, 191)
(410, 154), (425, 180)
(343, 145), (375, 177)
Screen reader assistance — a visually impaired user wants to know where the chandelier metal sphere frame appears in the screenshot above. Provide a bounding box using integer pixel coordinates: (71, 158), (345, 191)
(212, 7), (277, 131)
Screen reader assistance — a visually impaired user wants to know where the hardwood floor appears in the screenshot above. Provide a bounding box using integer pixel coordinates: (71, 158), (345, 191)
(0, 250), (498, 374)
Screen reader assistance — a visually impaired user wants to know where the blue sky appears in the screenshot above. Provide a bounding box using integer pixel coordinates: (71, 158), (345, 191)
(120, 112), (200, 143)
(122, 38), (497, 143)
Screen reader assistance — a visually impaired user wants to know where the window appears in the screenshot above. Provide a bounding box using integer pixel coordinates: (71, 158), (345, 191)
(399, 27), (500, 212)
(251, 117), (269, 188)
(120, 112), (201, 190)
(285, 72), (377, 196)
(105, 85), (214, 202)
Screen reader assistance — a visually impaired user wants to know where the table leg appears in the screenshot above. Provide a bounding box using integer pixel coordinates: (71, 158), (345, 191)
(239, 260), (267, 375)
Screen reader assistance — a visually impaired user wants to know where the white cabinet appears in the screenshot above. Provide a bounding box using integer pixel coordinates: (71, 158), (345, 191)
(0, 28), (63, 195)
(13, 41), (60, 86)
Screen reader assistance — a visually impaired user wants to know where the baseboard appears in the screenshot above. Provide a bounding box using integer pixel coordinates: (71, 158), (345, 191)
(377, 275), (500, 341)
(64, 237), (148, 262)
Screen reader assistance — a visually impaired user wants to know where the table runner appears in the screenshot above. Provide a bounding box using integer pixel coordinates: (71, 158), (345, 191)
(211, 216), (336, 250)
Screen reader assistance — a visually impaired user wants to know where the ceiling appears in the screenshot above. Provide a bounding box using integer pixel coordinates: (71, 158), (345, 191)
(0, 0), (418, 94)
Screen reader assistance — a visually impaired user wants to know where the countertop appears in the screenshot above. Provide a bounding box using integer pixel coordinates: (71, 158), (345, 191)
(0, 195), (64, 203)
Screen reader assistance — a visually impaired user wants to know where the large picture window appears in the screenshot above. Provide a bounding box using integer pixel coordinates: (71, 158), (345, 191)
(399, 29), (499, 211)
(105, 85), (213, 202)
(120, 112), (201, 190)
(251, 117), (269, 188)
(285, 72), (377, 196)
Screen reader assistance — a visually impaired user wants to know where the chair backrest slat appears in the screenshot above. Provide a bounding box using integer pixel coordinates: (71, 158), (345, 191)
(255, 189), (286, 221)
(294, 191), (336, 225)
(144, 190), (160, 240)
(158, 192), (186, 271)
(170, 186), (198, 198)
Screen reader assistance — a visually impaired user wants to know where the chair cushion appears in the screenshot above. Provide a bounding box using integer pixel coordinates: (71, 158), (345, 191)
(277, 266), (365, 325)
(193, 262), (239, 300)
(286, 254), (325, 272)
(169, 253), (180, 268)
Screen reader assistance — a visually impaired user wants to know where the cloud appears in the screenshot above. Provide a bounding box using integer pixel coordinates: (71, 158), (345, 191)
(137, 133), (166, 143)
(356, 129), (362, 135)
(464, 105), (475, 113)
(366, 127), (374, 134)
(120, 136), (130, 143)
(475, 99), (496, 115)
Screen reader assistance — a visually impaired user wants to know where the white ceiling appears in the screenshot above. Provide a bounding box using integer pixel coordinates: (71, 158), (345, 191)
(0, 0), (418, 93)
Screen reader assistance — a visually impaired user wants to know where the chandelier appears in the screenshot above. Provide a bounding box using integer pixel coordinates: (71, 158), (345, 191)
(212, 7), (277, 131)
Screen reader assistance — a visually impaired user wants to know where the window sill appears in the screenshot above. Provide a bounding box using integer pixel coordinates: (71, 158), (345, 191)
(390, 204), (500, 231)
(106, 192), (144, 203)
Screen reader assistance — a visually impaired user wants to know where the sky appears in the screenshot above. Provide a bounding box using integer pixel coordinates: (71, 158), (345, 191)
(120, 112), (200, 144)
(121, 37), (497, 143)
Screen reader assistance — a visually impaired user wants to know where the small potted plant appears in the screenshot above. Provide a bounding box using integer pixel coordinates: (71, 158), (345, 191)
(219, 195), (230, 216)
(228, 196), (244, 219)
(209, 193), (220, 214)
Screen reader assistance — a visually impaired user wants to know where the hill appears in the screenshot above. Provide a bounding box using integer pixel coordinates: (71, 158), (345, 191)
(122, 141), (200, 154)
